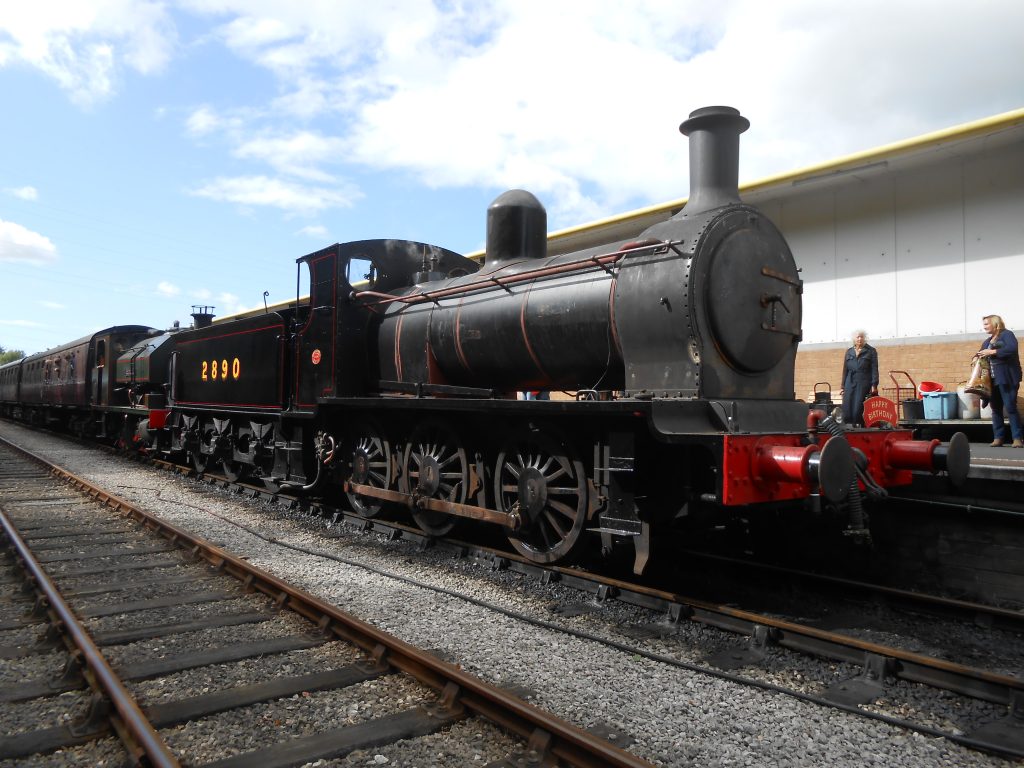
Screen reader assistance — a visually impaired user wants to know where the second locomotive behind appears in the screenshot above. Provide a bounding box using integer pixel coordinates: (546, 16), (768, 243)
(0, 106), (969, 573)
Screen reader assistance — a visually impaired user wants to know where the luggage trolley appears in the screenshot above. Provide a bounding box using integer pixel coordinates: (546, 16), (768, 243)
(883, 370), (918, 420)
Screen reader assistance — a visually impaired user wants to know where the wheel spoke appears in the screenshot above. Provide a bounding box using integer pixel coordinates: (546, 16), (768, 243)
(541, 508), (568, 539)
(548, 498), (578, 521)
(496, 430), (589, 563)
(538, 520), (554, 548)
(544, 465), (567, 483)
(547, 485), (581, 496)
(404, 421), (467, 537)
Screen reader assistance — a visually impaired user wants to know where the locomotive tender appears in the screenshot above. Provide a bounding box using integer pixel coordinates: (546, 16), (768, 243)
(0, 106), (968, 572)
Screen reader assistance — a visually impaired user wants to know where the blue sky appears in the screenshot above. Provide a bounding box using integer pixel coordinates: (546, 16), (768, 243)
(2, 0), (1023, 354)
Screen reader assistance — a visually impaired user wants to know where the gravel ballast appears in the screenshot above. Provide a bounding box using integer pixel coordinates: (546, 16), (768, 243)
(1, 421), (1017, 767)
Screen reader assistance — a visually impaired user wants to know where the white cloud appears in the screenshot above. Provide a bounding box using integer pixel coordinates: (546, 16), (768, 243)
(156, 281), (180, 297)
(217, 291), (249, 315)
(184, 104), (248, 137)
(40, 300), (65, 310)
(5, 186), (38, 201)
(188, 175), (360, 214)
(234, 131), (347, 181)
(0, 0), (176, 107)
(0, 319), (45, 328)
(11, 1), (1022, 227)
(297, 224), (327, 238)
(0, 220), (58, 265)
(185, 105), (222, 136)
(176, 0), (1024, 225)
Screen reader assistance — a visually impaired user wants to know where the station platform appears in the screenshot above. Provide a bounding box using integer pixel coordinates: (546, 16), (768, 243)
(962, 440), (1024, 482)
(899, 418), (994, 443)
(896, 420), (1024, 482)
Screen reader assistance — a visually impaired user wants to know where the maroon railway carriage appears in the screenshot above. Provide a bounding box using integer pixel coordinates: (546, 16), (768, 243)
(1, 325), (159, 434)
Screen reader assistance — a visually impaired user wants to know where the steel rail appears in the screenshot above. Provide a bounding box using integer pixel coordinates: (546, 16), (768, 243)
(0, 434), (652, 768)
(0, 503), (180, 767)
(546, 569), (1024, 707)
(147, 449), (1024, 707)
(295, 501), (1024, 707)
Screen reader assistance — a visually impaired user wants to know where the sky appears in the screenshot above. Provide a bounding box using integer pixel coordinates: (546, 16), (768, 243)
(2, 1), (1023, 355)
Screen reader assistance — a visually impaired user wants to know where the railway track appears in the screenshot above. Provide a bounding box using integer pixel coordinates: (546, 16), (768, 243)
(175, 455), (1024, 758)
(0, 436), (650, 767)
(211, 504), (1024, 759)
(3, 420), (1024, 764)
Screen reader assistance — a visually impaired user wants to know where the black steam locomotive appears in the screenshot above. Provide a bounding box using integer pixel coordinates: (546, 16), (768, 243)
(0, 107), (968, 572)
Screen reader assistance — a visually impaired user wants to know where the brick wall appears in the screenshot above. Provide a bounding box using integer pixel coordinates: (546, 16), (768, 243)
(796, 338), (1024, 412)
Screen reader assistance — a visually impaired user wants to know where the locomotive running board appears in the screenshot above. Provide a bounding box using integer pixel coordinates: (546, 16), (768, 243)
(345, 481), (521, 530)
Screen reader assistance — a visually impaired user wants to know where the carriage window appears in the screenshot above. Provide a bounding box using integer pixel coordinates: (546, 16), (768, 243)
(96, 341), (106, 368)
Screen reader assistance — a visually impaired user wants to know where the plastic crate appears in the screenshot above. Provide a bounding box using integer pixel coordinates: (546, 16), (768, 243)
(923, 391), (957, 419)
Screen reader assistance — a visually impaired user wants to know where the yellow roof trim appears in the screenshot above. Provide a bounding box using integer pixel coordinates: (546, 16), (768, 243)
(467, 106), (1024, 258)
(742, 106), (1024, 195)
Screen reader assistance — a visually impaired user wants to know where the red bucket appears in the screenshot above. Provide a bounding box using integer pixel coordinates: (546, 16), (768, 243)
(918, 381), (944, 397)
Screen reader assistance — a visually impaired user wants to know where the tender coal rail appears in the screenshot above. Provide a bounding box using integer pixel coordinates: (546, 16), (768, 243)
(0, 437), (650, 767)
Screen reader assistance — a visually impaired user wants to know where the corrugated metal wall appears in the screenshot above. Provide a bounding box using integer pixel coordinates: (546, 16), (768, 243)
(764, 141), (1024, 345)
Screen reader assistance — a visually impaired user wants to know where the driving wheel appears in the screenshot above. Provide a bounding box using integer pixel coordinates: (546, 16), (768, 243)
(402, 420), (468, 537)
(346, 421), (392, 518)
(191, 421), (215, 474)
(495, 427), (588, 564)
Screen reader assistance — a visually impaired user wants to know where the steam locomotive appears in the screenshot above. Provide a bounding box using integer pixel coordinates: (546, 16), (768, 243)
(0, 106), (968, 573)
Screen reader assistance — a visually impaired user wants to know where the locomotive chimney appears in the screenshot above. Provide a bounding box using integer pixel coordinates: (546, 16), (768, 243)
(680, 106), (750, 215)
(484, 189), (547, 268)
(190, 305), (215, 329)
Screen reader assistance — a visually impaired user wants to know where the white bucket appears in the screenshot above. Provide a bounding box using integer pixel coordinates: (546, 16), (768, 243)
(956, 385), (980, 419)
(980, 401), (992, 419)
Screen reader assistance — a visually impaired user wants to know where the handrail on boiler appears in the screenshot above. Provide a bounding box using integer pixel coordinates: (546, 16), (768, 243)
(349, 238), (669, 308)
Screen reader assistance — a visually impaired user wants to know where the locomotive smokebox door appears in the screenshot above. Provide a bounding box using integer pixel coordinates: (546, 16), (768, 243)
(615, 105), (803, 403)
(701, 211), (802, 373)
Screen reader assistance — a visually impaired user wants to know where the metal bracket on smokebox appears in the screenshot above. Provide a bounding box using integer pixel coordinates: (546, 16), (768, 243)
(823, 652), (891, 705)
(967, 691), (1024, 754)
(708, 624), (774, 670)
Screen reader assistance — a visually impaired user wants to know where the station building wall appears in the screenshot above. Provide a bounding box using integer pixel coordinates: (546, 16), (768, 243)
(793, 334), (1023, 414)
(759, 138), (1024, 413)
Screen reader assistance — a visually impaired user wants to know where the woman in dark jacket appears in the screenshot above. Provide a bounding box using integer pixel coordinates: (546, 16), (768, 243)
(977, 314), (1023, 447)
(841, 330), (878, 426)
